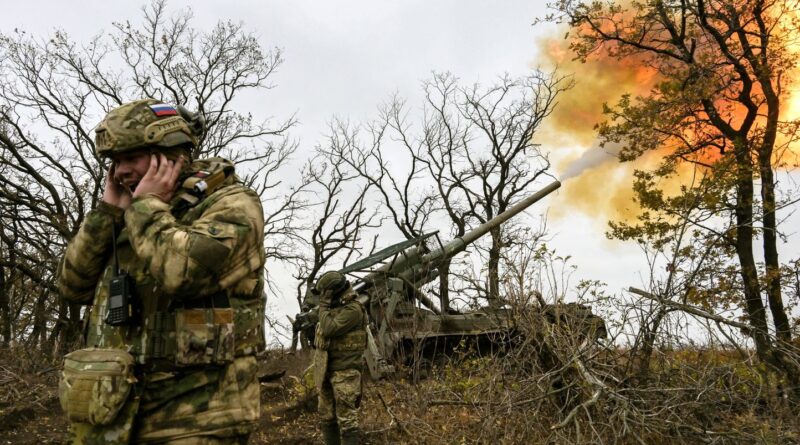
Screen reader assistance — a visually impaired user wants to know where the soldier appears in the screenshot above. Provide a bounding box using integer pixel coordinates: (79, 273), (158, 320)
(313, 271), (368, 445)
(57, 99), (266, 444)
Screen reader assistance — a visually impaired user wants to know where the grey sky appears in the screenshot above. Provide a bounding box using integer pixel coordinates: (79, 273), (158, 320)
(0, 0), (555, 126)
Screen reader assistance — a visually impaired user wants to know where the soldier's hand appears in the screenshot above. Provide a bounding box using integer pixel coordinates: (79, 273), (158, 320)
(132, 154), (184, 203)
(102, 164), (132, 209)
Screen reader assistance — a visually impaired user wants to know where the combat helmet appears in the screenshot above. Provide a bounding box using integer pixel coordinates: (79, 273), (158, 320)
(314, 271), (350, 296)
(94, 99), (204, 158)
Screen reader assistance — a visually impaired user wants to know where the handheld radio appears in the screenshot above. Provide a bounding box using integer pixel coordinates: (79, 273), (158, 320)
(105, 225), (135, 326)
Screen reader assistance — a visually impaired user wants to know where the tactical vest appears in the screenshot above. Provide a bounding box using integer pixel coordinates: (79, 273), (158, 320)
(327, 323), (367, 353)
(83, 158), (266, 372)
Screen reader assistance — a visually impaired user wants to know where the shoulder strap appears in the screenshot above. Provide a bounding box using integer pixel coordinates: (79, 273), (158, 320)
(171, 158), (235, 215)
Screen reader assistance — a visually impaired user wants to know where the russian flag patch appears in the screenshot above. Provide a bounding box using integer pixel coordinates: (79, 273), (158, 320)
(149, 103), (179, 117)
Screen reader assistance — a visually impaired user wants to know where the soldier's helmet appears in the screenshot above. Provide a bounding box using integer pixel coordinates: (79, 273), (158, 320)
(94, 99), (204, 158)
(314, 271), (350, 296)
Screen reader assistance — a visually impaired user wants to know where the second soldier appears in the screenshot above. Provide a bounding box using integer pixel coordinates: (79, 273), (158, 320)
(313, 271), (367, 445)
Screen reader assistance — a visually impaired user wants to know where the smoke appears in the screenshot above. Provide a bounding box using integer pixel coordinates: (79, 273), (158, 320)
(534, 31), (659, 223)
(560, 142), (623, 181)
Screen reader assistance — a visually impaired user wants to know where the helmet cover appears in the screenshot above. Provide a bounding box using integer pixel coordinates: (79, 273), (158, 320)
(95, 99), (199, 157)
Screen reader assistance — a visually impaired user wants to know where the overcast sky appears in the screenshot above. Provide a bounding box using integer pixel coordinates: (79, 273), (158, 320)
(7, 1), (793, 339)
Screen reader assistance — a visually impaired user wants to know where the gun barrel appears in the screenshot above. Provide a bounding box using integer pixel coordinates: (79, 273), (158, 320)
(355, 180), (560, 291)
(422, 180), (561, 263)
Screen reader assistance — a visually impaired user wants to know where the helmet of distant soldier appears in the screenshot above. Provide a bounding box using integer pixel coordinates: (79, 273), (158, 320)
(94, 98), (204, 158)
(314, 271), (350, 296)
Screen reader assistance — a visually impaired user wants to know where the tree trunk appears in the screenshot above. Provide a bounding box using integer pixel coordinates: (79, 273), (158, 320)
(487, 227), (502, 308)
(51, 298), (82, 357)
(44, 296), (61, 356)
(736, 150), (800, 388)
(733, 147), (773, 363)
(636, 306), (667, 383)
(27, 289), (48, 352)
(757, 105), (800, 387)
(438, 259), (451, 314)
(68, 302), (84, 351)
(758, 104), (790, 342)
(760, 161), (790, 341)
(0, 264), (10, 346)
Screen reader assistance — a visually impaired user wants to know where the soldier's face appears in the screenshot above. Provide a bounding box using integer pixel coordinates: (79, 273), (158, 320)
(111, 150), (152, 193)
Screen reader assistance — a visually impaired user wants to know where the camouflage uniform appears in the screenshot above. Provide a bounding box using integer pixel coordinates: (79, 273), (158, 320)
(57, 100), (266, 444)
(313, 272), (367, 445)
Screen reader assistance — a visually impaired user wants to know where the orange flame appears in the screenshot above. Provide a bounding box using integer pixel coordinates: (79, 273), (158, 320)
(539, 33), (661, 222)
(540, 18), (800, 225)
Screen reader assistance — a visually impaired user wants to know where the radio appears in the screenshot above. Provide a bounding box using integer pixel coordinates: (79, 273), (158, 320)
(106, 272), (135, 325)
(105, 225), (136, 326)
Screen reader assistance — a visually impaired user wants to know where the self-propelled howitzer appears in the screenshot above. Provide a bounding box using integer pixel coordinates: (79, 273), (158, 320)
(354, 180), (562, 300)
(295, 180), (594, 379)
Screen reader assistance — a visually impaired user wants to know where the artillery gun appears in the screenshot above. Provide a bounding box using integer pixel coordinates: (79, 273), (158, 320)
(292, 180), (606, 379)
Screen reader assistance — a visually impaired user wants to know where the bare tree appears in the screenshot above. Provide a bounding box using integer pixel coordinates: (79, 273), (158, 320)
(293, 147), (382, 307)
(323, 116), (438, 241)
(421, 71), (570, 307)
(335, 71), (571, 309)
(278, 138), (384, 351)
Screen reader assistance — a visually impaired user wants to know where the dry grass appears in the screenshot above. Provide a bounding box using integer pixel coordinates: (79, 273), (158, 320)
(2, 334), (800, 444)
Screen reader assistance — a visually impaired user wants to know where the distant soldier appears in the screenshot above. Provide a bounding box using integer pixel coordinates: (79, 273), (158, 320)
(313, 271), (367, 445)
(57, 99), (266, 444)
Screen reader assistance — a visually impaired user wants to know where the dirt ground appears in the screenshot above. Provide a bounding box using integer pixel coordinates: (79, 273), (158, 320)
(0, 348), (456, 445)
(6, 346), (798, 444)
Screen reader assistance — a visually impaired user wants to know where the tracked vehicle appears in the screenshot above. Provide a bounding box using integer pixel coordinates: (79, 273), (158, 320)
(292, 180), (606, 379)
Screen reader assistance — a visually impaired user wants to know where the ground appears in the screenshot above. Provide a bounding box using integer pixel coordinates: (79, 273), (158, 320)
(7, 345), (797, 444)
(0, 348), (476, 445)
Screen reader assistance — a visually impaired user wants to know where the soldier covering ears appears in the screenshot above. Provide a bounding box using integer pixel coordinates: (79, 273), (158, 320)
(57, 99), (266, 444)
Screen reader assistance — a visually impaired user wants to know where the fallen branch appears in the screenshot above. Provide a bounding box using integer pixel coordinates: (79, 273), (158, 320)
(628, 287), (751, 331)
(551, 388), (602, 430)
(376, 391), (412, 437)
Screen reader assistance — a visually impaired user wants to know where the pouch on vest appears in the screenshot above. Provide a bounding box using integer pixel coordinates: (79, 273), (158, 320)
(329, 329), (367, 352)
(175, 308), (235, 366)
(58, 348), (136, 426)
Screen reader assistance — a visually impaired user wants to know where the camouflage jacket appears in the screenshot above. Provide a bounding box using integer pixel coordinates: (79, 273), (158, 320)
(57, 157), (265, 441)
(316, 292), (367, 372)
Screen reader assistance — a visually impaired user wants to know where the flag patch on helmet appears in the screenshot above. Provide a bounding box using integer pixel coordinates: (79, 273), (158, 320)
(149, 103), (179, 117)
